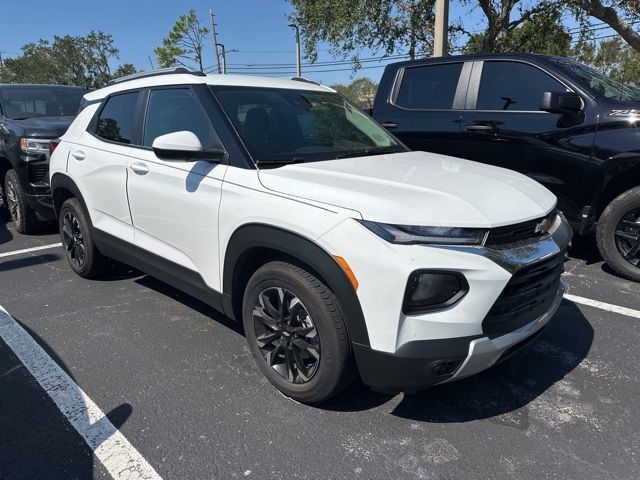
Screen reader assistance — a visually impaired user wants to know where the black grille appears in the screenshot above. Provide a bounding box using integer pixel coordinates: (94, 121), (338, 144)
(29, 163), (49, 184)
(485, 211), (556, 247)
(483, 252), (564, 338)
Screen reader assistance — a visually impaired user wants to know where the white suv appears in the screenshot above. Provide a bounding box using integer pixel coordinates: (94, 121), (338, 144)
(50, 68), (572, 403)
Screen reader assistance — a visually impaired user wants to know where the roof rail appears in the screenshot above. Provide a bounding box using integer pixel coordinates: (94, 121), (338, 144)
(107, 67), (206, 86)
(290, 76), (320, 85)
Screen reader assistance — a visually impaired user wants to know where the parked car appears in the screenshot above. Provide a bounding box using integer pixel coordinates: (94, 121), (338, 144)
(372, 53), (640, 281)
(50, 67), (571, 403)
(0, 84), (86, 233)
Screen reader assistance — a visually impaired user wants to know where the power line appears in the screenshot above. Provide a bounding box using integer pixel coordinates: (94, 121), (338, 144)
(224, 54), (410, 70)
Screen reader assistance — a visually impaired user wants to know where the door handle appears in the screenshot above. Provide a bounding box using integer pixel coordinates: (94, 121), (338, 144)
(465, 124), (495, 133)
(130, 162), (149, 175)
(380, 121), (398, 129)
(71, 150), (86, 161)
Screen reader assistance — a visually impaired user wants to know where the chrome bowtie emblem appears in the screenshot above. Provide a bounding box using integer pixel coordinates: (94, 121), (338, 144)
(534, 218), (553, 234)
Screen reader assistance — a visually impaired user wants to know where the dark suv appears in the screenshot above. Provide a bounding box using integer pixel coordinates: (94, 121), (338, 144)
(0, 84), (86, 233)
(373, 53), (640, 281)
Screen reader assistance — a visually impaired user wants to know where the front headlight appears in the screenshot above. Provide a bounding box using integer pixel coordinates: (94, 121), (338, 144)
(20, 137), (50, 155)
(359, 220), (488, 245)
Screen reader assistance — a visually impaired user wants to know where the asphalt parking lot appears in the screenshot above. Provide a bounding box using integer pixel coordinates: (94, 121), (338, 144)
(0, 209), (639, 480)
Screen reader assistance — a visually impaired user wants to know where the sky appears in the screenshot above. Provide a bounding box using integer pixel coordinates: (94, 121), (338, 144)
(0, 1), (590, 86)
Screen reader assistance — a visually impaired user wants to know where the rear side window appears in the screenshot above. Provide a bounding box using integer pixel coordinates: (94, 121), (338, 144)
(95, 92), (139, 144)
(143, 88), (216, 148)
(395, 63), (463, 109)
(477, 61), (568, 111)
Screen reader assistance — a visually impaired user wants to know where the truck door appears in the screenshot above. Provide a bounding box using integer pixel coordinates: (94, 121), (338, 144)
(373, 61), (469, 158)
(460, 59), (596, 224)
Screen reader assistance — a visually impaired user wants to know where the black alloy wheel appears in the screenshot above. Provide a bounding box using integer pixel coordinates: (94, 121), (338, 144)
(614, 208), (640, 267)
(252, 287), (321, 384)
(61, 211), (86, 268)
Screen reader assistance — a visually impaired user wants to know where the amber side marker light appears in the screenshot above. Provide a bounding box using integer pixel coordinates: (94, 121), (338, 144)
(334, 256), (359, 291)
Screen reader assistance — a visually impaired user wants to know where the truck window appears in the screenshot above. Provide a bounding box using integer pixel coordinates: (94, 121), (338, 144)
(395, 63), (463, 110)
(477, 61), (568, 111)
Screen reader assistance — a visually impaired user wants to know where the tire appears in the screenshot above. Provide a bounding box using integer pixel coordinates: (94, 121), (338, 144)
(59, 197), (108, 279)
(242, 261), (354, 403)
(4, 169), (41, 234)
(596, 186), (640, 282)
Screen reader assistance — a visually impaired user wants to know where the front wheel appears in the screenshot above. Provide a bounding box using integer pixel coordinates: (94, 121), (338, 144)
(596, 186), (640, 282)
(242, 261), (354, 403)
(4, 169), (41, 234)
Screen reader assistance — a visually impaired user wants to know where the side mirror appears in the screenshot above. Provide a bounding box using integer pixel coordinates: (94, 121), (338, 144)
(540, 91), (583, 115)
(152, 131), (226, 162)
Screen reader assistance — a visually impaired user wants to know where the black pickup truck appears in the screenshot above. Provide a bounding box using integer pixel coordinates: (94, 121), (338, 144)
(0, 84), (86, 233)
(372, 53), (640, 281)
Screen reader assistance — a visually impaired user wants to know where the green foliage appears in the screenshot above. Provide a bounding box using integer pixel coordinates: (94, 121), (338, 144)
(0, 31), (129, 88)
(464, 11), (572, 55)
(155, 10), (209, 71)
(288, 0), (436, 63)
(330, 77), (379, 108)
(572, 37), (640, 84)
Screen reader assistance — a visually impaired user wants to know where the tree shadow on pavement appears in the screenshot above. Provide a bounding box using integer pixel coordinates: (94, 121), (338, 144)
(0, 317), (133, 480)
(323, 301), (593, 422)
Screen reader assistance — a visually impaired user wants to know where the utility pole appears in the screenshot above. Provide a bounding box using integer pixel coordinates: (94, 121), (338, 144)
(210, 9), (221, 74)
(288, 24), (302, 77)
(148, 56), (155, 70)
(215, 43), (227, 74)
(0, 52), (4, 68)
(433, 0), (449, 57)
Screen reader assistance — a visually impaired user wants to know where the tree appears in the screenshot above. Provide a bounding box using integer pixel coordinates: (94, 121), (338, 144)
(155, 10), (209, 71)
(288, 0), (436, 63)
(464, 10), (572, 55)
(572, 37), (640, 83)
(330, 78), (379, 108)
(458, 0), (561, 52)
(0, 32), (132, 88)
(112, 64), (138, 80)
(565, 0), (640, 53)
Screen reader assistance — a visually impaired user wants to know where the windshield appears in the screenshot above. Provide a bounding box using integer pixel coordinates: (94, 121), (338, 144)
(1, 86), (86, 120)
(212, 86), (406, 165)
(547, 57), (640, 102)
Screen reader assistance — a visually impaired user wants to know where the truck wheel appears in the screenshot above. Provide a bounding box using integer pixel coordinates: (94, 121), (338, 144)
(242, 261), (354, 403)
(59, 198), (107, 279)
(4, 169), (41, 234)
(596, 186), (640, 282)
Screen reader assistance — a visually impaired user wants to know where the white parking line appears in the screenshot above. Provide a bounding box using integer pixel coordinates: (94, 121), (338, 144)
(0, 243), (62, 258)
(0, 305), (162, 480)
(564, 293), (640, 319)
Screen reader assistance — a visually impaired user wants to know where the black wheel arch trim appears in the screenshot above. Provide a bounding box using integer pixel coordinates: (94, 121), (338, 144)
(222, 223), (371, 347)
(50, 173), (92, 223)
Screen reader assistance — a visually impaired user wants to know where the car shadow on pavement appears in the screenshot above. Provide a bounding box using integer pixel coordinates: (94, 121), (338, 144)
(324, 301), (593, 422)
(0, 210), (13, 246)
(0, 318), (133, 480)
(134, 275), (245, 335)
(0, 254), (62, 272)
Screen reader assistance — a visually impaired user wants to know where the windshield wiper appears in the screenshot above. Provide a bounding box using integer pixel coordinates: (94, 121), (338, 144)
(256, 157), (307, 167)
(334, 146), (405, 159)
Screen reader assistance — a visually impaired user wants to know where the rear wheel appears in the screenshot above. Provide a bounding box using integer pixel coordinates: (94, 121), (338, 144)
(597, 186), (640, 282)
(59, 197), (108, 278)
(4, 169), (41, 234)
(242, 261), (354, 403)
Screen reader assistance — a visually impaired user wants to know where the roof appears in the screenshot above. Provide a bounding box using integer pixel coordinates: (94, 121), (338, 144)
(386, 52), (559, 69)
(83, 73), (335, 102)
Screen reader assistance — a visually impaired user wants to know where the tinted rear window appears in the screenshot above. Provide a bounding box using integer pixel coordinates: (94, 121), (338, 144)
(1, 86), (85, 119)
(395, 63), (463, 109)
(95, 92), (139, 144)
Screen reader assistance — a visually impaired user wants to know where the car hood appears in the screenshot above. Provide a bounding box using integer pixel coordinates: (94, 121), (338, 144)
(11, 116), (74, 138)
(257, 151), (557, 228)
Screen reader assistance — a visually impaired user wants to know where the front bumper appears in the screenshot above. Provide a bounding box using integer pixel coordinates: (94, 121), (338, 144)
(355, 280), (564, 392)
(320, 212), (572, 392)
